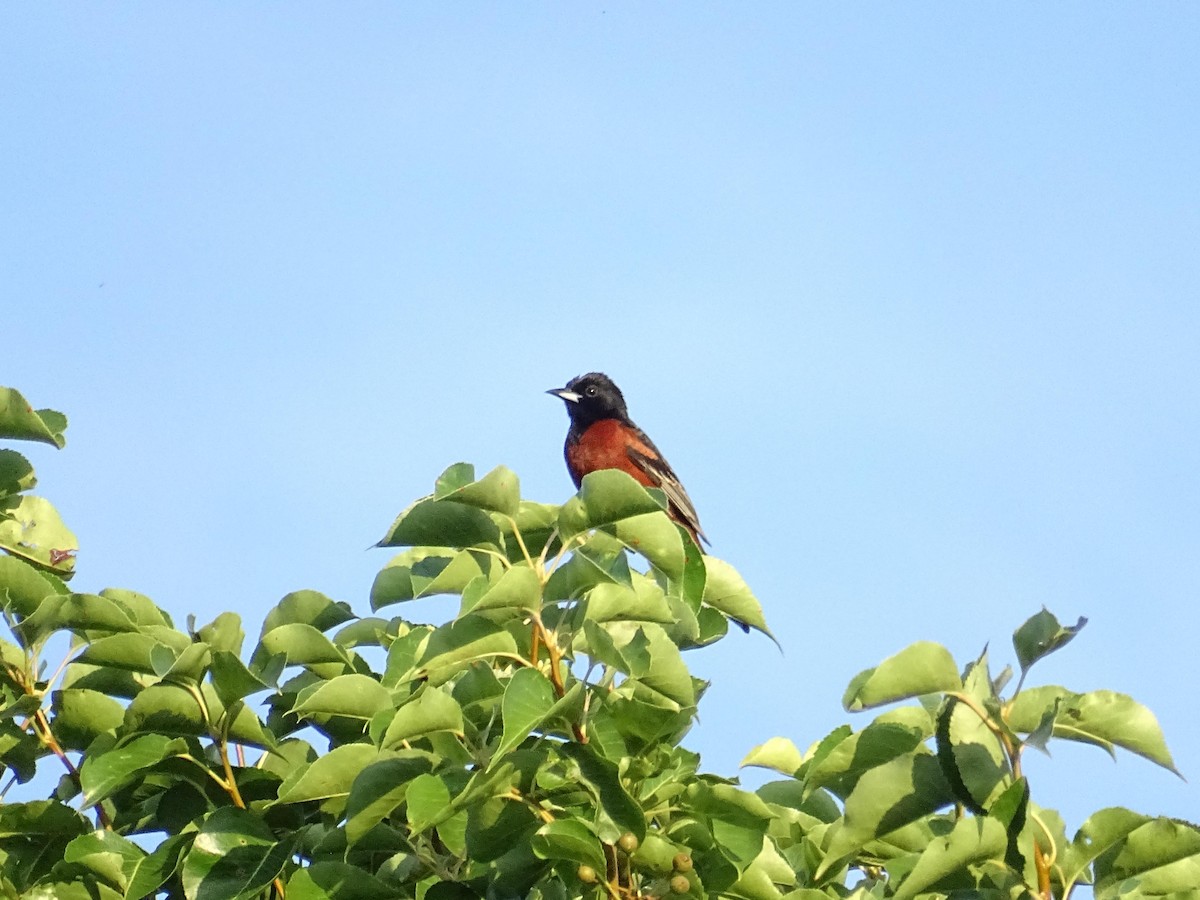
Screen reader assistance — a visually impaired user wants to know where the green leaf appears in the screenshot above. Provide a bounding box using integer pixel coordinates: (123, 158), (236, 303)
(345, 755), (435, 845)
(0, 388), (67, 447)
(181, 807), (290, 900)
(843, 641), (962, 711)
(544, 545), (632, 601)
(0, 449), (36, 498)
(1061, 807), (1149, 890)
(209, 649), (273, 706)
(463, 564), (541, 615)
(500, 500), (562, 564)
(261, 590), (355, 637)
(17, 592), (140, 644)
(381, 686), (464, 747)
(194, 611), (244, 654)
(285, 862), (400, 900)
(466, 795), (540, 863)
(577, 469), (666, 526)
(63, 830), (144, 893)
(610, 623), (695, 707)
(940, 692), (1010, 812)
(79, 734), (187, 807)
(1063, 690), (1180, 775)
(1009, 685), (1179, 774)
(434, 463), (520, 516)
(293, 673), (390, 721)
(405, 772), (452, 834)
(124, 833), (193, 900)
(612, 511), (685, 578)
(51, 689), (125, 751)
(582, 578), (674, 625)
(0, 799), (90, 838)
(495, 667), (557, 759)
(530, 818), (606, 872)
(371, 547), (487, 610)
(816, 751), (954, 880)
(0, 494), (78, 577)
(333, 616), (390, 648)
(254, 623), (347, 668)
(123, 683), (204, 736)
(1013, 608), (1087, 674)
(76, 631), (187, 674)
(1092, 814), (1200, 897)
(803, 713), (929, 797)
(702, 557), (770, 636)
(380, 626), (432, 688)
(0, 553), (61, 619)
(741, 737), (804, 777)
(891, 816), (1008, 900)
(416, 616), (519, 685)
(276, 743), (382, 804)
(377, 496), (500, 549)
(560, 742), (646, 843)
(690, 782), (774, 870)
(101, 587), (172, 628)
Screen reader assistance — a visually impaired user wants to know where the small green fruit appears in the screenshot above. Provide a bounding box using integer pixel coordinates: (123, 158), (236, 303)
(617, 832), (639, 853)
(577, 864), (598, 884)
(672, 852), (693, 873)
(670, 874), (690, 894)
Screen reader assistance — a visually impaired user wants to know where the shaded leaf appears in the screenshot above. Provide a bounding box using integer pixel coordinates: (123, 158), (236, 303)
(377, 496), (500, 549)
(817, 751), (954, 879)
(416, 616), (519, 685)
(181, 807), (289, 900)
(50, 689), (125, 751)
(0, 449), (36, 498)
(0, 799), (89, 838)
(371, 547), (486, 610)
(124, 833), (193, 900)
(561, 741), (645, 842)
(1092, 814), (1200, 897)
(1013, 608), (1086, 674)
(79, 734), (187, 807)
(345, 755), (436, 845)
(891, 817), (1008, 899)
(63, 830), (144, 892)
(530, 818), (606, 872)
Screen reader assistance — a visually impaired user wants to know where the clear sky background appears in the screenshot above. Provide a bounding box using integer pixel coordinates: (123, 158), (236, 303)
(4, 4), (1198, 838)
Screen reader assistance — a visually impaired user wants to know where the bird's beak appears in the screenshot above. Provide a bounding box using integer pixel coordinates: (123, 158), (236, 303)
(547, 387), (581, 403)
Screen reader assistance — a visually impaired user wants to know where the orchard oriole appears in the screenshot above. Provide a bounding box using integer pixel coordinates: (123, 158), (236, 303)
(548, 372), (709, 548)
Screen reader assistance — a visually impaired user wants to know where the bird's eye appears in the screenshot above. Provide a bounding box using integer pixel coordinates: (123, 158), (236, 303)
(585, 386), (597, 396)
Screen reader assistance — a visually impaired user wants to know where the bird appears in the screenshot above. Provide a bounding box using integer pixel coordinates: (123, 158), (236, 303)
(547, 372), (709, 548)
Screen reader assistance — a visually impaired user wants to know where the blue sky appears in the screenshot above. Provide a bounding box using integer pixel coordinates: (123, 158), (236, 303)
(4, 4), (1198, 834)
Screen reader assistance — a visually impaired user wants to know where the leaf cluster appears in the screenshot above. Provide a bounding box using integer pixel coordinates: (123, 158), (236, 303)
(1, 388), (1195, 900)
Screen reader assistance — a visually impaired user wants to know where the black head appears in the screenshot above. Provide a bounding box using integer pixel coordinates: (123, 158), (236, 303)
(546, 372), (631, 428)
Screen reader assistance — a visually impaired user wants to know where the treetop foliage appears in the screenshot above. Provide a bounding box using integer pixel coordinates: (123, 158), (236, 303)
(0, 385), (1195, 899)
